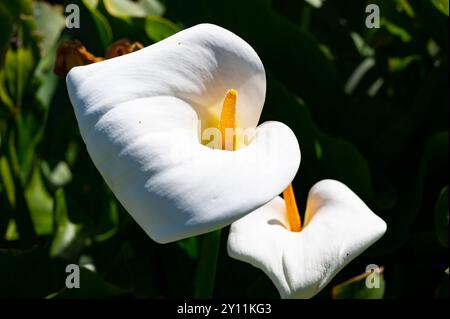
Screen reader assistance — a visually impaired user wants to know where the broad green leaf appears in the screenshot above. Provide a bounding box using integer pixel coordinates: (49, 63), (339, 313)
(145, 16), (181, 42)
(345, 57), (375, 94)
(14, 48), (34, 107)
(32, 2), (65, 109)
(35, 62), (59, 109)
(177, 236), (199, 260)
(62, 150), (120, 237)
(434, 186), (449, 247)
(50, 188), (83, 259)
(350, 32), (375, 57)
(432, 0), (449, 16)
(84, 0), (99, 7)
(304, 0), (323, 9)
(397, 0), (415, 17)
(25, 166), (53, 236)
(3, 47), (35, 108)
(388, 55), (421, 73)
(16, 111), (45, 181)
(49, 267), (130, 298)
(32, 1), (65, 56)
(104, 0), (145, 18)
(0, 70), (15, 110)
(332, 268), (385, 299)
(82, 0), (113, 48)
(40, 161), (72, 189)
(0, 156), (15, 206)
(104, 0), (164, 18)
(139, 0), (164, 15)
(381, 18), (412, 42)
(5, 219), (19, 241)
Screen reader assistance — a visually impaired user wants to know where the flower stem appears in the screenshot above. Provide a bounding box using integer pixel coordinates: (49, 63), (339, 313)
(194, 229), (222, 298)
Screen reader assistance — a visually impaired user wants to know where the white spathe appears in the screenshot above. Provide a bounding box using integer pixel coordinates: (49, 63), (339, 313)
(227, 179), (387, 299)
(66, 24), (300, 244)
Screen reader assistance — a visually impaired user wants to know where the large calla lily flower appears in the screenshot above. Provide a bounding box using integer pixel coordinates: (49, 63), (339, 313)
(227, 179), (387, 299)
(66, 24), (300, 244)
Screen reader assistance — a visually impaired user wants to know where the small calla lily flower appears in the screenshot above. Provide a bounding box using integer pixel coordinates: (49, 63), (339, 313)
(227, 179), (387, 299)
(66, 24), (300, 244)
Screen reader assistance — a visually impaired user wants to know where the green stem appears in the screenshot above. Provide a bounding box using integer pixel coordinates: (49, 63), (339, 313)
(194, 229), (222, 298)
(301, 5), (312, 32)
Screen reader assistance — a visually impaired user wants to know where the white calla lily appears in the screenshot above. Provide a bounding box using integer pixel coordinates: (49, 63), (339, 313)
(227, 179), (387, 299)
(66, 23), (300, 244)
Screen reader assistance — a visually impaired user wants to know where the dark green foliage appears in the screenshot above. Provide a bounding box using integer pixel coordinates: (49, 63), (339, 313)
(0, 0), (448, 298)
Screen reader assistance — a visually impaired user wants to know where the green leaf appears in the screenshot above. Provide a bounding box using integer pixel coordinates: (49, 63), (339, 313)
(3, 47), (35, 109)
(16, 111), (46, 181)
(177, 236), (199, 260)
(0, 156), (15, 206)
(35, 54), (59, 108)
(194, 230), (221, 298)
(82, 0), (113, 48)
(50, 188), (83, 259)
(15, 48), (35, 108)
(345, 57), (376, 94)
(432, 0), (449, 16)
(350, 32), (374, 57)
(434, 186), (449, 247)
(332, 268), (385, 299)
(32, 2), (65, 109)
(304, 0), (323, 9)
(0, 70), (15, 110)
(25, 166), (54, 236)
(40, 161), (72, 189)
(84, 0), (99, 7)
(397, 0), (415, 17)
(145, 16), (181, 42)
(381, 18), (412, 42)
(32, 1), (66, 56)
(104, 0), (165, 18)
(388, 55), (421, 73)
(5, 218), (19, 241)
(48, 267), (131, 299)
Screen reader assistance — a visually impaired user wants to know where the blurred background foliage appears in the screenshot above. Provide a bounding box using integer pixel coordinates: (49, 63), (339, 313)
(0, 0), (448, 299)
